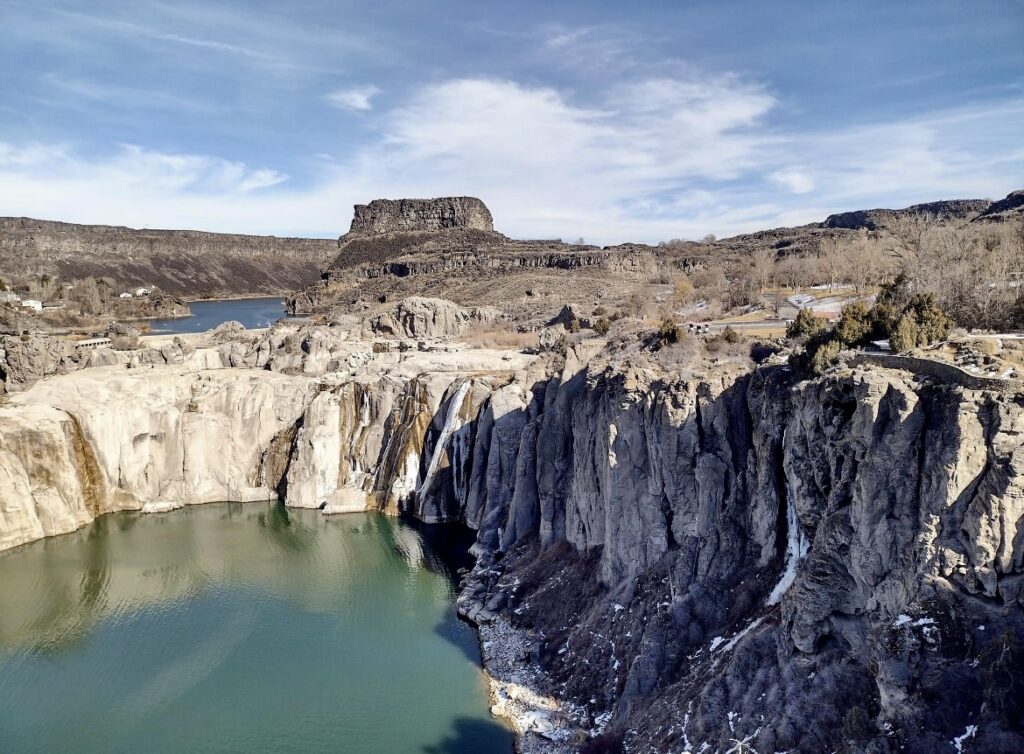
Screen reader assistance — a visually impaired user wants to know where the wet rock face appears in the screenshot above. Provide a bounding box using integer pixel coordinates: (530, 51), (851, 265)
(348, 197), (494, 234)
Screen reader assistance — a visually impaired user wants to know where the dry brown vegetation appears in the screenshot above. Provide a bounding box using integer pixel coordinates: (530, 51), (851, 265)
(461, 323), (539, 350)
(654, 214), (1024, 334)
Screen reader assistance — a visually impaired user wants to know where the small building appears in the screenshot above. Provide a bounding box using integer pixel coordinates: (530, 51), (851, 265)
(74, 337), (112, 349)
(119, 292), (133, 299)
(0, 291), (19, 304)
(134, 287), (152, 297)
(42, 301), (65, 310)
(20, 299), (42, 311)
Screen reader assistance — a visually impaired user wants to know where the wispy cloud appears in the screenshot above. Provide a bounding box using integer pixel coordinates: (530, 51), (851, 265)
(325, 85), (381, 112)
(0, 75), (1020, 241)
(0, 141), (286, 193)
(46, 6), (288, 64)
(43, 74), (218, 114)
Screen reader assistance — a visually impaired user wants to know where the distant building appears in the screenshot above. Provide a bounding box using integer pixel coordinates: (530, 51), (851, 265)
(134, 287), (152, 296)
(119, 292), (133, 299)
(20, 299), (42, 311)
(42, 301), (65, 310)
(0, 291), (19, 304)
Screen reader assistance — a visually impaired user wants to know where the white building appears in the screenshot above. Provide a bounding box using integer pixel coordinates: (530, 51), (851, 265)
(134, 287), (152, 296)
(20, 299), (42, 311)
(119, 292), (133, 299)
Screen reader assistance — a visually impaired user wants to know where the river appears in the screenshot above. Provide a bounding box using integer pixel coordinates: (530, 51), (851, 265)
(0, 503), (513, 754)
(146, 297), (290, 334)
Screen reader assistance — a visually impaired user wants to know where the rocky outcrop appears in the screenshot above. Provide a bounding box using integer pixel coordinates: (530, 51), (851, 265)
(349, 197), (494, 234)
(452, 363), (1024, 753)
(546, 304), (590, 331)
(823, 199), (990, 230)
(289, 198), (657, 320)
(364, 296), (498, 339)
(0, 335), (87, 392)
(0, 368), (315, 550)
(1, 324), (375, 393)
(976, 189), (1024, 221)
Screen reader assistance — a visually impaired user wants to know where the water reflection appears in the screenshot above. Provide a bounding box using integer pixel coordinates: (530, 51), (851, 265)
(0, 502), (513, 754)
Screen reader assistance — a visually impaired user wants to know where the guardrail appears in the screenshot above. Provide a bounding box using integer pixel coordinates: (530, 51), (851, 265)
(848, 353), (1021, 393)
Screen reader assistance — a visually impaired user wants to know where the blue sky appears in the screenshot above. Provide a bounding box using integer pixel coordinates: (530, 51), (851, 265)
(0, 0), (1022, 242)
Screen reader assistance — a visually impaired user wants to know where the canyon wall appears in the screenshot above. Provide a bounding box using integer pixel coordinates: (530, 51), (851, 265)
(0, 342), (1021, 752)
(0, 217), (336, 296)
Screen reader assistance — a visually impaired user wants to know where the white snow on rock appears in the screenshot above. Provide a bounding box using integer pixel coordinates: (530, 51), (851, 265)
(952, 724), (977, 753)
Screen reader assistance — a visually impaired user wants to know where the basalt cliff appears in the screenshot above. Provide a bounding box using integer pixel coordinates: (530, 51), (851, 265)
(0, 217), (336, 297)
(0, 317), (1021, 754)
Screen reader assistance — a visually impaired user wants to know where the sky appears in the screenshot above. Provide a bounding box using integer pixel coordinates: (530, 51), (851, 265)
(0, 0), (1022, 243)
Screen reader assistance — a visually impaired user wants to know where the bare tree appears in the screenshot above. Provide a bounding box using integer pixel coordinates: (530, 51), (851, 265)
(818, 237), (845, 291)
(751, 248), (777, 296)
(842, 234), (885, 298)
(885, 213), (936, 276)
(70, 277), (102, 315)
(777, 255), (811, 291)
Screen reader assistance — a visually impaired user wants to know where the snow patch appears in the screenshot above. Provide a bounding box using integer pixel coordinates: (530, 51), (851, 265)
(952, 724), (977, 753)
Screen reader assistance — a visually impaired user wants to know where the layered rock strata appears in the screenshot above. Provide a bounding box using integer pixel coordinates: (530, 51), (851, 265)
(0, 217), (336, 296)
(349, 197), (494, 234)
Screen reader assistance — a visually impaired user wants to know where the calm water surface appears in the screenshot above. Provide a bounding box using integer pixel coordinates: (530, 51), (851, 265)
(0, 503), (512, 754)
(147, 297), (288, 333)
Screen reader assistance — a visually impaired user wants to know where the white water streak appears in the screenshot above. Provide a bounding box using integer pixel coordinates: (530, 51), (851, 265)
(418, 381), (471, 495)
(767, 429), (809, 606)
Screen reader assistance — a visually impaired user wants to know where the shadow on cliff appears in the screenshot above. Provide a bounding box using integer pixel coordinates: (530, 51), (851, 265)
(420, 716), (515, 754)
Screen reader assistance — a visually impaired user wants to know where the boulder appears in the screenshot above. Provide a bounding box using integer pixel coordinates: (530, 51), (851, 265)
(547, 304), (590, 332)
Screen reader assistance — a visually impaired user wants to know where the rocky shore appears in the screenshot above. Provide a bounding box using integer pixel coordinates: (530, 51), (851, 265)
(478, 617), (582, 753)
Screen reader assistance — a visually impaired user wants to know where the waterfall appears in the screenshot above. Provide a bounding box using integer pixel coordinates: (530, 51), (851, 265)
(418, 380), (472, 495)
(767, 428), (809, 606)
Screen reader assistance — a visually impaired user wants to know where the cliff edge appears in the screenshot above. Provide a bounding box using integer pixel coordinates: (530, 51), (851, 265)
(348, 197), (494, 235)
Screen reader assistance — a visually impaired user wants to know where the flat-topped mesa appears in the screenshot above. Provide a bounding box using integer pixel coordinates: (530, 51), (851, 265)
(348, 197), (494, 235)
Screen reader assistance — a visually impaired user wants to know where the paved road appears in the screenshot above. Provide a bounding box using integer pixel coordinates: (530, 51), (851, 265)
(685, 319), (789, 334)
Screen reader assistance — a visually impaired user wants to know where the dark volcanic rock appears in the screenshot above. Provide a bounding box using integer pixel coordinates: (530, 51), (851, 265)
(823, 198), (990, 230)
(975, 189), (1024, 221)
(349, 197), (494, 234)
(0, 218), (336, 297)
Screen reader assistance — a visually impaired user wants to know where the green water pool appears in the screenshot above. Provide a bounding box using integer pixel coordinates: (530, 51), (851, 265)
(0, 502), (513, 754)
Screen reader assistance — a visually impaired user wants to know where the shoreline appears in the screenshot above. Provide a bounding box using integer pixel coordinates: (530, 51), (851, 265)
(184, 294), (288, 303)
(460, 598), (584, 753)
